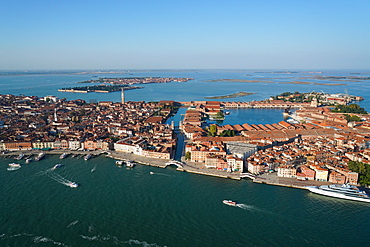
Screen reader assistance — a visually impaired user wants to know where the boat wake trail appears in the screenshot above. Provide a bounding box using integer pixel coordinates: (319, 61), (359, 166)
(48, 173), (74, 187)
(150, 172), (172, 177)
(67, 220), (79, 228)
(91, 165), (97, 172)
(80, 234), (163, 246)
(237, 204), (260, 211)
(36, 168), (54, 176)
(0, 232), (70, 247)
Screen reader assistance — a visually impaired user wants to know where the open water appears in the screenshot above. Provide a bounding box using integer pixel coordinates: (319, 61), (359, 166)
(1, 70), (370, 246)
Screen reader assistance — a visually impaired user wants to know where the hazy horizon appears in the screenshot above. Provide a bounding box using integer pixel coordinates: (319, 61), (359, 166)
(2, 0), (370, 70)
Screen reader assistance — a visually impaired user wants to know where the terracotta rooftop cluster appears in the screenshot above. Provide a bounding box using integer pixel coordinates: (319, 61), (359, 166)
(247, 133), (370, 184)
(98, 77), (193, 85)
(0, 94), (176, 158)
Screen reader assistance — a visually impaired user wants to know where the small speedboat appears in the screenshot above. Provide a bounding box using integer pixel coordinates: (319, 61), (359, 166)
(150, 172), (154, 174)
(7, 163), (21, 171)
(9, 163), (21, 168)
(223, 200), (237, 206)
(68, 182), (79, 188)
(52, 164), (63, 170)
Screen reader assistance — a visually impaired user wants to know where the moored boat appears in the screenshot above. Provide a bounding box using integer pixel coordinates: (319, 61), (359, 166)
(15, 153), (25, 160)
(126, 160), (135, 167)
(25, 158), (32, 164)
(34, 152), (45, 161)
(223, 200), (237, 206)
(306, 184), (370, 203)
(84, 154), (92, 161)
(60, 153), (68, 159)
(116, 160), (124, 166)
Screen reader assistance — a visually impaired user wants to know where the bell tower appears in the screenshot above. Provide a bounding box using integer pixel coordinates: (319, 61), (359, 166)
(121, 88), (125, 104)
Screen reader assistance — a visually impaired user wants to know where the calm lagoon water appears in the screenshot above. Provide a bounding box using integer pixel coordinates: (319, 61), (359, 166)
(1, 70), (370, 247)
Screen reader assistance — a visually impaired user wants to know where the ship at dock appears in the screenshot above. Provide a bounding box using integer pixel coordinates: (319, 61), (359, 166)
(15, 153), (24, 160)
(306, 184), (370, 203)
(84, 154), (92, 161)
(34, 152), (45, 161)
(126, 160), (135, 168)
(60, 153), (68, 159)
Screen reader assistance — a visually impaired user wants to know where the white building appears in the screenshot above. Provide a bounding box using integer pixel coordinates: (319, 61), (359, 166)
(68, 140), (81, 150)
(226, 142), (257, 159)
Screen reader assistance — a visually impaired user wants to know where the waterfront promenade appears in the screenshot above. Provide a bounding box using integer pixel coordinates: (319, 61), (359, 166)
(107, 151), (243, 180)
(253, 172), (331, 189)
(0, 149), (335, 189)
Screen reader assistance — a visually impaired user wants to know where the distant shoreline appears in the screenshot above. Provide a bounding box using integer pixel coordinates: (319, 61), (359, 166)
(204, 79), (346, 86)
(205, 92), (255, 99)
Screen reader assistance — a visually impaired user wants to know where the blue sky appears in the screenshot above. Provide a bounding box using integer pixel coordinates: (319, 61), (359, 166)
(1, 0), (369, 70)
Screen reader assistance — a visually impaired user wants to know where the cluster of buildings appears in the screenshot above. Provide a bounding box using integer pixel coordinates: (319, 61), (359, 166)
(181, 100), (310, 109)
(292, 106), (370, 129)
(179, 100), (370, 183)
(273, 92), (363, 106)
(85, 77), (193, 85)
(2, 92), (370, 185)
(247, 133), (370, 184)
(0, 94), (178, 160)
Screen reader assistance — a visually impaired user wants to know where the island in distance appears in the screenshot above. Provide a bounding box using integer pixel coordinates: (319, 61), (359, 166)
(58, 77), (194, 93)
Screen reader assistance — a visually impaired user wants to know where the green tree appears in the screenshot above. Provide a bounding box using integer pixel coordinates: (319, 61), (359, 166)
(332, 104), (367, 114)
(79, 109), (86, 116)
(208, 124), (217, 137)
(185, 151), (191, 160)
(344, 114), (362, 122)
(220, 129), (236, 137)
(216, 111), (224, 119)
(348, 161), (370, 185)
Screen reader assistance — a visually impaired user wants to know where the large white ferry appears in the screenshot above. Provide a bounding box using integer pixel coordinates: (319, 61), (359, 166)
(306, 184), (370, 203)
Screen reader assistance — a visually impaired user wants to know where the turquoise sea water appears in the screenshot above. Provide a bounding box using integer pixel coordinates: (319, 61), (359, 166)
(1, 155), (370, 247)
(1, 70), (370, 246)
